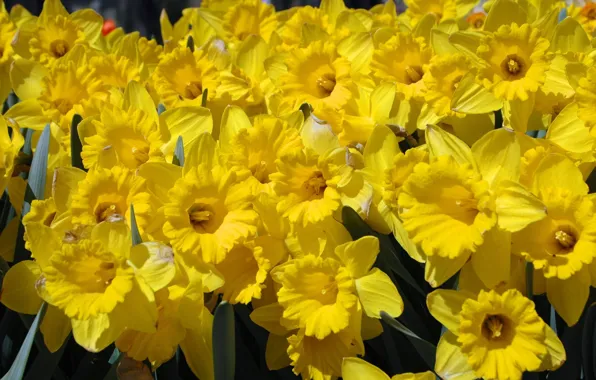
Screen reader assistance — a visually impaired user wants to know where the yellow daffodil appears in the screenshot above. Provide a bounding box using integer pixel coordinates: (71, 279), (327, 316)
(222, 0), (277, 46)
(342, 357), (435, 380)
(13, 0), (103, 66)
(8, 46), (108, 133)
(496, 152), (596, 325)
(278, 41), (353, 113)
(271, 236), (403, 339)
(0, 117), (24, 195)
(152, 46), (219, 108)
(428, 288), (565, 380)
(0, 2), (17, 103)
(371, 32), (432, 100)
(399, 126), (521, 288)
(403, 0), (479, 26)
(70, 165), (154, 234)
(79, 81), (165, 170)
(276, 6), (330, 50)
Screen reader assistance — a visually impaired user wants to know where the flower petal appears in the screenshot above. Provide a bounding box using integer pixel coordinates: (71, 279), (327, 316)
(471, 227), (511, 289)
(546, 272), (590, 326)
(40, 305), (72, 353)
(355, 268), (404, 319)
(426, 290), (468, 333)
(334, 236), (379, 279)
(0, 260), (42, 314)
(341, 357), (389, 380)
(495, 180), (547, 232)
(435, 331), (476, 380)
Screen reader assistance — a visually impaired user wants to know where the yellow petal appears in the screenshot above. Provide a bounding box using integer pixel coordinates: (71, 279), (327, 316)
(70, 9), (103, 46)
(363, 124), (399, 174)
(391, 372), (435, 380)
(533, 153), (588, 196)
(371, 82), (397, 121)
(546, 271), (590, 326)
(538, 324), (566, 371)
(471, 227), (511, 289)
(337, 32), (374, 73)
(435, 331), (476, 380)
(300, 115), (340, 156)
(219, 105), (251, 152)
(320, 0), (347, 24)
(484, 0), (528, 32)
(431, 29), (459, 55)
(413, 13), (437, 42)
(265, 334), (291, 371)
(137, 162), (182, 201)
(450, 74), (503, 114)
(547, 103), (594, 155)
(4, 99), (50, 131)
(472, 128), (520, 187)
(160, 107), (213, 161)
(52, 167), (87, 213)
(425, 125), (477, 170)
(184, 132), (217, 174)
(72, 313), (124, 353)
(26, 224), (62, 268)
(123, 81), (158, 124)
(566, 62), (587, 90)
(180, 312), (215, 380)
(502, 96), (535, 133)
(237, 35), (269, 80)
(334, 236), (379, 279)
(355, 268), (404, 319)
(495, 180), (547, 232)
(342, 357), (390, 380)
(10, 58), (47, 101)
(7, 176), (27, 215)
(40, 305), (71, 353)
(550, 17), (590, 54)
(458, 261), (486, 295)
(425, 251), (470, 288)
(129, 242), (176, 292)
(0, 260), (42, 315)
(39, 0), (68, 23)
(250, 303), (288, 336)
(448, 31), (483, 64)
(426, 289), (468, 332)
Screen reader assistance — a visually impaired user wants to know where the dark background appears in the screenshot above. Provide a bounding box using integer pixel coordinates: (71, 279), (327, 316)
(4, 0), (393, 41)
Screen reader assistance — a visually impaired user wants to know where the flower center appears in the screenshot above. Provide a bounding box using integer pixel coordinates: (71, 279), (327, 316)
(95, 203), (122, 223)
(250, 160), (269, 183)
(52, 99), (73, 115)
(50, 39), (69, 58)
(583, 4), (596, 20)
(183, 81), (203, 99)
(188, 203), (215, 232)
(316, 73), (336, 97)
(555, 230), (576, 250)
(131, 145), (150, 166)
(501, 55), (524, 78)
(303, 171), (326, 198)
(95, 262), (116, 286)
(482, 314), (506, 340)
(405, 65), (423, 84)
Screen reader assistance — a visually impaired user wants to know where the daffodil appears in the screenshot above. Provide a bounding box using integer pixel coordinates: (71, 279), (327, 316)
(399, 126), (521, 288)
(7, 47), (108, 132)
(569, 1), (596, 35)
(271, 236), (403, 339)
(70, 165), (154, 234)
(0, 117), (24, 195)
(13, 0), (103, 66)
(276, 6), (330, 50)
(0, 3), (17, 103)
(278, 41), (353, 113)
(428, 288), (565, 380)
(371, 32), (432, 100)
(222, 0), (277, 46)
(342, 357), (435, 380)
(402, 0), (478, 26)
(79, 81), (165, 170)
(496, 152), (596, 325)
(152, 46), (219, 108)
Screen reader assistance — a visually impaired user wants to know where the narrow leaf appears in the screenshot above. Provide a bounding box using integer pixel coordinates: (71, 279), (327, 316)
(582, 303), (596, 380)
(213, 301), (235, 380)
(157, 104), (166, 115)
(130, 204), (142, 246)
(341, 205), (373, 240)
(27, 124), (50, 204)
(187, 35), (195, 52)
(172, 135), (184, 167)
(201, 88), (208, 107)
(70, 114), (84, 170)
(526, 262), (534, 299)
(1, 303), (48, 380)
(380, 311), (436, 369)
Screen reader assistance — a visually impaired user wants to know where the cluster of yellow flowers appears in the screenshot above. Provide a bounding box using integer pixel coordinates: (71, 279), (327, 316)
(3, 0), (596, 378)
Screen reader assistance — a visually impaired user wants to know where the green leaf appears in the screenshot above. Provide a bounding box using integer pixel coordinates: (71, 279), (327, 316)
(26, 124), (50, 205)
(341, 206), (373, 240)
(70, 114), (85, 170)
(172, 135), (184, 167)
(380, 311), (436, 370)
(187, 35), (195, 52)
(130, 204), (142, 246)
(582, 302), (596, 380)
(299, 102), (312, 119)
(201, 88), (208, 108)
(102, 348), (122, 380)
(213, 301), (235, 380)
(1, 303), (48, 380)
(24, 333), (69, 380)
(157, 104), (166, 115)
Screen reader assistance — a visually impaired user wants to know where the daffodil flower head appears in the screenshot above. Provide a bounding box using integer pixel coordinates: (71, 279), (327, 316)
(29, 15), (86, 65)
(342, 357), (435, 380)
(423, 53), (472, 117)
(271, 148), (342, 227)
(403, 0), (458, 25)
(279, 41), (353, 113)
(89, 54), (142, 90)
(575, 66), (596, 132)
(152, 46), (219, 108)
(399, 155), (497, 259)
(371, 32), (432, 100)
(428, 288), (565, 380)
(222, 0), (277, 45)
(277, 6), (330, 49)
(163, 163), (258, 264)
(81, 104), (165, 170)
(382, 148), (429, 212)
(0, 11), (15, 66)
(70, 165), (153, 231)
(477, 23), (551, 101)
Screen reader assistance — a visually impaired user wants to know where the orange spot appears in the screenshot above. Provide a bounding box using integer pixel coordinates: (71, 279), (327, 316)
(102, 19), (117, 36)
(466, 12), (486, 29)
